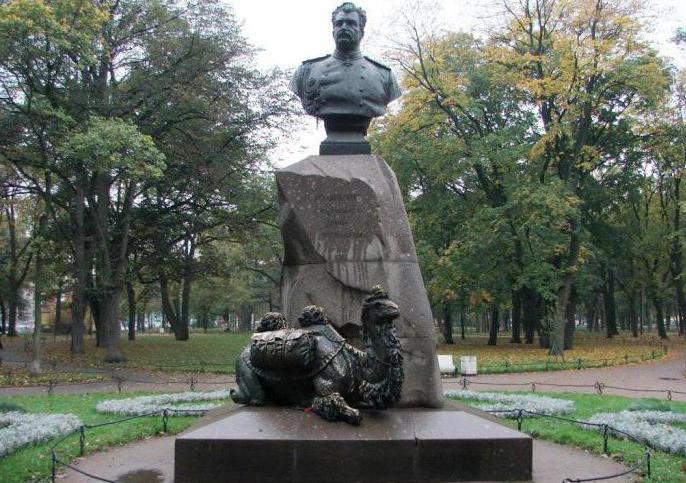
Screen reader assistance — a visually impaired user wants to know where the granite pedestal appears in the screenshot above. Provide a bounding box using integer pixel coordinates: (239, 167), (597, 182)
(277, 154), (443, 408)
(175, 406), (532, 483)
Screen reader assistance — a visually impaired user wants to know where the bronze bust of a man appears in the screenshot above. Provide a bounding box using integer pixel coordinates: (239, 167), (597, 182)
(290, 2), (401, 154)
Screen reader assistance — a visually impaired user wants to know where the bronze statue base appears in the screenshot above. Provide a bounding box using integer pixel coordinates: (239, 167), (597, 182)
(175, 404), (532, 482)
(320, 115), (372, 155)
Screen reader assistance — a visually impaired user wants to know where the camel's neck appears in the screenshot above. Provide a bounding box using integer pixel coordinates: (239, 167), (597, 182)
(363, 321), (400, 377)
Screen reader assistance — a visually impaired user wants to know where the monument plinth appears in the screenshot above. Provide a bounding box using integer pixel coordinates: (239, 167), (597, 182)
(175, 405), (532, 483)
(277, 154), (443, 407)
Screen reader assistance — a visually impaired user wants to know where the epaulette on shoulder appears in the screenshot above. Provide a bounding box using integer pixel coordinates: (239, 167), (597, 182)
(364, 56), (391, 70)
(302, 54), (331, 64)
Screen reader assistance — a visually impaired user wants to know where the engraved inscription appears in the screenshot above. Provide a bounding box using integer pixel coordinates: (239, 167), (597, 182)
(316, 192), (366, 232)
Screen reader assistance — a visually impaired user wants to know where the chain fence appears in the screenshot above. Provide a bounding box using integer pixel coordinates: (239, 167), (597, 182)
(48, 407), (207, 483)
(39, 403), (654, 483)
(482, 408), (652, 482)
(2, 348), (683, 400)
(450, 377), (686, 400)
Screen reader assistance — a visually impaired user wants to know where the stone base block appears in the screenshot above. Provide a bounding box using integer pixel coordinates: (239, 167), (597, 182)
(175, 406), (532, 482)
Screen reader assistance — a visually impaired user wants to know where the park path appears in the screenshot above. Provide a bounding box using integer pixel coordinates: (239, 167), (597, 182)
(59, 434), (632, 483)
(2, 343), (683, 399)
(443, 345), (686, 401)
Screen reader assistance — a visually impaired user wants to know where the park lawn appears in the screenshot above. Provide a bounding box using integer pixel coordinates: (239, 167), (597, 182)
(449, 391), (686, 482)
(0, 392), (221, 483)
(23, 332), (253, 374)
(437, 334), (669, 373)
(3, 331), (672, 378)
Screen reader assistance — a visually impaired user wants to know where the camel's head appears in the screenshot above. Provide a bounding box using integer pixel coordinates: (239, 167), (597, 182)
(361, 286), (399, 324)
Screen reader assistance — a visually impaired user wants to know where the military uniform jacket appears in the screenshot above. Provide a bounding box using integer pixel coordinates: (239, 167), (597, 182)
(290, 50), (401, 118)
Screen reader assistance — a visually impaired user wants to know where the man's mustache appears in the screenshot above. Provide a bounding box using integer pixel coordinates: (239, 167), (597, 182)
(336, 29), (355, 38)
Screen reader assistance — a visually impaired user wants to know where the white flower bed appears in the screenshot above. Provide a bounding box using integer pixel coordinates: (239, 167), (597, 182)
(96, 390), (231, 416)
(0, 412), (82, 457)
(445, 390), (575, 415)
(584, 410), (686, 456)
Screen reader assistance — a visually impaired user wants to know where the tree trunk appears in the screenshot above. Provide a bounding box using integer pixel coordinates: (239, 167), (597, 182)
(101, 287), (125, 362)
(443, 304), (454, 344)
(177, 238), (195, 341)
(639, 287), (645, 335)
(671, 177), (686, 336)
(5, 204), (30, 338)
(629, 290), (639, 337)
(90, 291), (103, 347)
(652, 298), (668, 339)
(160, 274), (180, 335)
(511, 289), (522, 343)
(564, 286), (577, 350)
(7, 289), (18, 337)
(522, 286), (540, 344)
(54, 280), (63, 335)
(126, 281), (136, 341)
(70, 182), (87, 354)
(29, 243), (44, 375)
(137, 307), (145, 333)
(460, 311), (466, 340)
(238, 304), (253, 332)
(0, 296), (6, 335)
(487, 305), (499, 346)
(549, 279), (573, 356)
(603, 268), (618, 337)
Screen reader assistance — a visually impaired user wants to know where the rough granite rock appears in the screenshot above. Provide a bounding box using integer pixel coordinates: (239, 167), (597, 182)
(276, 154), (443, 408)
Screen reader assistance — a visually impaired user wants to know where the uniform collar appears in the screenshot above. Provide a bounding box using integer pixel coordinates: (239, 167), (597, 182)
(333, 49), (363, 62)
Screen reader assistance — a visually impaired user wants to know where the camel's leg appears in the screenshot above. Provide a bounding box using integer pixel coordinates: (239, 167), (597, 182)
(230, 351), (266, 406)
(311, 390), (361, 425)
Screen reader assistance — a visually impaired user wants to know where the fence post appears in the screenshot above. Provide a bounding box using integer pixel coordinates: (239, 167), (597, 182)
(646, 450), (651, 477)
(516, 409), (524, 431)
(79, 425), (86, 456)
(461, 377), (468, 390)
(113, 375), (123, 393)
(602, 424), (609, 454)
(162, 409), (169, 433)
(51, 450), (57, 483)
(531, 382), (536, 393)
(47, 380), (55, 396)
(576, 358), (582, 370)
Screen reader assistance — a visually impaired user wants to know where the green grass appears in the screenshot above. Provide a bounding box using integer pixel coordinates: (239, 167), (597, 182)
(3, 390), (686, 482)
(5, 330), (669, 378)
(450, 392), (686, 482)
(31, 332), (253, 374)
(0, 392), (224, 483)
(438, 333), (670, 374)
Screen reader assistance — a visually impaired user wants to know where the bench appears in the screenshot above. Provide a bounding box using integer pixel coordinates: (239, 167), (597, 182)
(437, 354), (456, 377)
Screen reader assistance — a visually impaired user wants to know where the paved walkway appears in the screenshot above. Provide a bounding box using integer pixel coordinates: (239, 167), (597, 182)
(60, 433), (632, 483)
(444, 345), (686, 401)
(2, 345), (684, 399)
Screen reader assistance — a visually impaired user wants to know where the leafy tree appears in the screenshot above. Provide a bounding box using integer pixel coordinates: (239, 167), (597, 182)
(0, 0), (292, 359)
(489, 0), (670, 353)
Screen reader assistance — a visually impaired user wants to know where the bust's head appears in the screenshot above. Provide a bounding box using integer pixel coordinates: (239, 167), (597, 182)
(331, 2), (366, 53)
